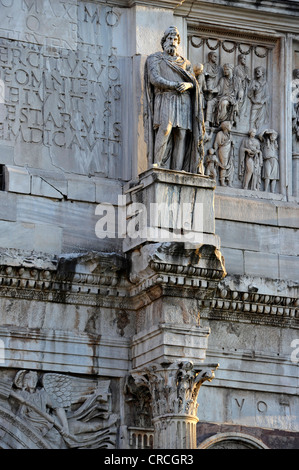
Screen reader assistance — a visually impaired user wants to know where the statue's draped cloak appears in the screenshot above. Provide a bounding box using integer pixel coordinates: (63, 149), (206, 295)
(144, 52), (205, 173)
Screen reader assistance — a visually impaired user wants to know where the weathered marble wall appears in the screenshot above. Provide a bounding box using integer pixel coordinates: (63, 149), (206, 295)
(0, 0), (136, 254)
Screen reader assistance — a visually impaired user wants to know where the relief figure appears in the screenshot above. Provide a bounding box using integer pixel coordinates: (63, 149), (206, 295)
(248, 66), (270, 132)
(206, 64), (242, 127)
(214, 121), (235, 187)
(203, 51), (223, 124)
(239, 128), (263, 190)
(1, 370), (117, 449)
(260, 129), (279, 193)
(204, 147), (219, 180)
(194, 63), (207, 112)
(234, 54), (251, 115)
(203, 51), (223, 91)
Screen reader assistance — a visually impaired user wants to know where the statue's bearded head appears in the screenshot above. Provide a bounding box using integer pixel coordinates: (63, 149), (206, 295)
(161, 26), (180, 56)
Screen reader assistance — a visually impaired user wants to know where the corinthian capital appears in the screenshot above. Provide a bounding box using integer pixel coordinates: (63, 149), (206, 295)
(131, 361), (219, 419)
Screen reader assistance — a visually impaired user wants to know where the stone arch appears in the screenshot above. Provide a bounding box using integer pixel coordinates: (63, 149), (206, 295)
(198, 432), (269, 449)
(0, 405), (52, 449)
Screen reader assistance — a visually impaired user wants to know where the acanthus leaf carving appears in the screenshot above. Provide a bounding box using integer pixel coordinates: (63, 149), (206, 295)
(131, 361), (219, 420)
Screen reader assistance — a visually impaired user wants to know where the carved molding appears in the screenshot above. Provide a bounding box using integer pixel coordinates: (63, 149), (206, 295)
(200, 284), (299, 325)
(130, 243), (226, 285)
(184, 0), (299, 24)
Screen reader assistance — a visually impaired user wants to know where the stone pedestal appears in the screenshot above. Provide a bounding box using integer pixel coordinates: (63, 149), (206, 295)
(123, 167), (220, 252)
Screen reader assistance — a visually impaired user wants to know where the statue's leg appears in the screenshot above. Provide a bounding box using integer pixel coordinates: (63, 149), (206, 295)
(251, 173), (257, 190)
(172, 128), (187, 170)
(227, 173), (233, 187)
(244, 157), (253, 189)
(154, 123), (172, 166)
(217, 99), (229, 124)
(264, 178), (270, 192)
(219, 169), (226, 186)
(206, 98), (216, 126)
(270, 179), (276, 193)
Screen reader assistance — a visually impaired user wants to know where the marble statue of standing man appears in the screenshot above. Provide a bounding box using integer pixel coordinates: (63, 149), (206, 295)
(260, 129), (280, 193)
(248, 66), (270, 132)
(144, 26), (205, 173)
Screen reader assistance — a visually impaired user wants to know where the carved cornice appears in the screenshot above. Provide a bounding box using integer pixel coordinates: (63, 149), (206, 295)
(129, 242), (226, 287)
(0, 246), (224, 308)
(126, 0), (182, 8)
(200, 284), (299, 326)
(0, 249), (297, 329)
(149, 259), (225, 280)
(0, 250), (131, 307)
(180, 0), (299, 35)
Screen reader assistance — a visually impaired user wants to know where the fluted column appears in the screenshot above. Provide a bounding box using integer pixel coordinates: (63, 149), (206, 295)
(131, 361), (218, 449)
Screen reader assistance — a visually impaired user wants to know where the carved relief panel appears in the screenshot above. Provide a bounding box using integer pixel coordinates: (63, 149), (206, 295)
(188, 25), (282, 194)
(0, 369), (117, 449)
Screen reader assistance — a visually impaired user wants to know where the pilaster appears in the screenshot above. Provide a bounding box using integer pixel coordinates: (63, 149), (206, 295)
(124, 167), (226, 448)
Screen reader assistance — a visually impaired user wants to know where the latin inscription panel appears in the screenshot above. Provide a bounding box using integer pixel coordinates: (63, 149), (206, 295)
(0, 1), (124, 177)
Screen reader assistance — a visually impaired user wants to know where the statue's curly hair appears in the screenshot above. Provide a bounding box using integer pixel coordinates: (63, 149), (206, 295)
(161, 26), (180, 50)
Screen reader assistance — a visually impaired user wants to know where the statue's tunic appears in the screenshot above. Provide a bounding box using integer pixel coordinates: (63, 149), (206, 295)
(214, 129), (234, 183)
(147, 53), (192, 131)
(263, 142), (279, 180)
(248, 78), (269, 130)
